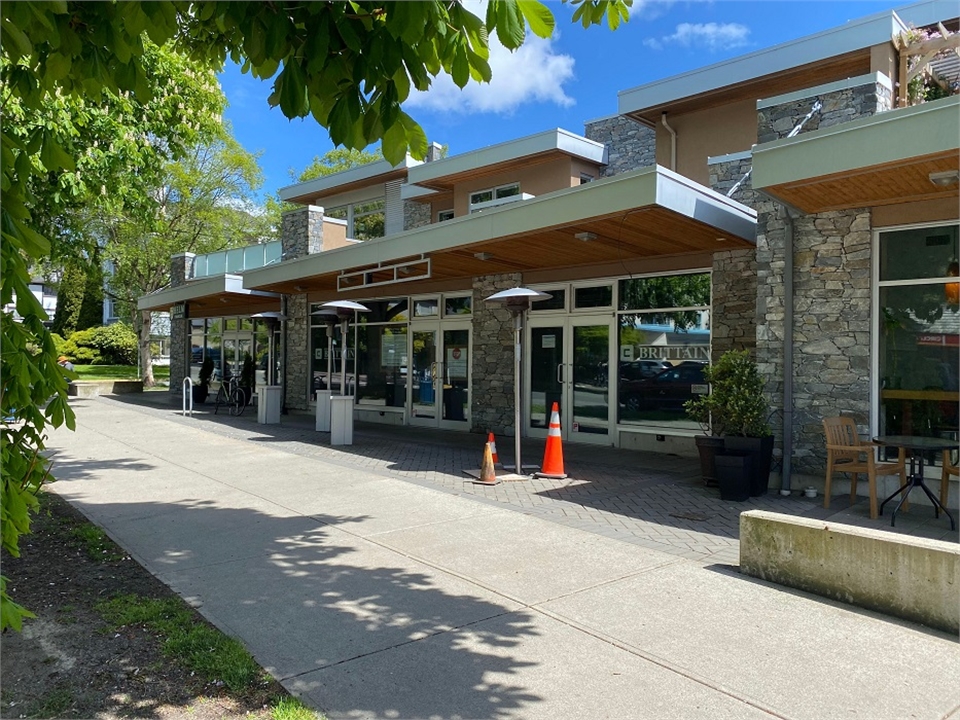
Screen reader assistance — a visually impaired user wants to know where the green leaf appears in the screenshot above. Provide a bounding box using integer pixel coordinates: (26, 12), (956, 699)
(44, 52), (72, 81)
(39, 136), (76, 174)
(276, 60), (308, 118)
(489, 0), (526, 50)
(452, 44), (469, 88)
(517, 1), (555, 38)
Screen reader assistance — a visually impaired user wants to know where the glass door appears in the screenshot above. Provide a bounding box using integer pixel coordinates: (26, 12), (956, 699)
(410, 328), (438, 424)
(410, 323), (471, 429)
(527, 316), (612, 444)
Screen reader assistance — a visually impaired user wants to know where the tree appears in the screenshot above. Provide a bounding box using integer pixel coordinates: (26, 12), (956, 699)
(1, 0), (631, 631)
(105, 129), (266, 386)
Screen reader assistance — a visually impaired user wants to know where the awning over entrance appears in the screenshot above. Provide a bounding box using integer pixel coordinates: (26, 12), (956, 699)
(137, 273), (281, 317)
(752, 95), (960, 213)
(243, 165), (757, 296)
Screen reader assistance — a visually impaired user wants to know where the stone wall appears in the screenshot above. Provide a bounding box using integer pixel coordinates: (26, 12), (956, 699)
(471, 273), (522, 435)
(754, 81), (887, 484)
(283, 294), (310, 411)
(584, 115), (655, 177)
(281, 206), (324, 257)
(404, 199), (431, 231)
(168, 253), (195, 399)
(757, 77), (890, 143)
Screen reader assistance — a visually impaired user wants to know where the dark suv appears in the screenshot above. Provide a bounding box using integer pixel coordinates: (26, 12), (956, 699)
(620, 361), (708, 414)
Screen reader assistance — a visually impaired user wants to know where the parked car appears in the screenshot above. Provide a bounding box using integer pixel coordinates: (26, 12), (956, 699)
(619, 359), (671, 382)
(620, 361), (708, 413)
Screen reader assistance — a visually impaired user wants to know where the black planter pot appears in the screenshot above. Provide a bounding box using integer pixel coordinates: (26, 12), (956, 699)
(191, 385), (208, 404)
(695, 435), (725, 487)
(715, 450), (753, 502)
(724, 435), (774, 496)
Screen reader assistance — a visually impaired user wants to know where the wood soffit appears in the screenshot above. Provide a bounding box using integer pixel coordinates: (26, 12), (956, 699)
(250, 207), (753, 297)
(762, 150), (960, 213)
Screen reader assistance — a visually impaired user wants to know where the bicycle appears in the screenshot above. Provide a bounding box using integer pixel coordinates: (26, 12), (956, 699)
(213, 377), (247, 416)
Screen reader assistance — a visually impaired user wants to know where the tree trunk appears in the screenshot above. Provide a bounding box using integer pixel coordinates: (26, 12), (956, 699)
(137, 309), (156, 388)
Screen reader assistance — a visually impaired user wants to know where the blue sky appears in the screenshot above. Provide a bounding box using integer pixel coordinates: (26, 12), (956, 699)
(219, 0), (916, 202)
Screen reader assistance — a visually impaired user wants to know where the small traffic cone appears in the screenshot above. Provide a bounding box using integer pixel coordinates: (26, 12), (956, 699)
(475, 441), (500, 485)
(487, 432), (501, 466)
(534, 402), (567, 479)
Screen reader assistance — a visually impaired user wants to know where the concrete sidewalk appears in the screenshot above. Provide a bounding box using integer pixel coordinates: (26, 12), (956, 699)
(44, 397), (960, 720)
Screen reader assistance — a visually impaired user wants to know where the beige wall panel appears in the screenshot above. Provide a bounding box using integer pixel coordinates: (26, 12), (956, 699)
(452, 157), (577, 215)
(869, 41), (897, 86)
(656, 101), (756, 184)
(321, 220), (349, 249)
(873, 198), (960, 228)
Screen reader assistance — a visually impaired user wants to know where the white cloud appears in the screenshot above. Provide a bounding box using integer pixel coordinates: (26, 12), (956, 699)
(404, 34), (576, 115)
(644, 22), (751, 51)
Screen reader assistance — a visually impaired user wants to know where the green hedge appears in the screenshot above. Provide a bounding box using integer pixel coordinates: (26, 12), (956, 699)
(60, 323), (138, 366)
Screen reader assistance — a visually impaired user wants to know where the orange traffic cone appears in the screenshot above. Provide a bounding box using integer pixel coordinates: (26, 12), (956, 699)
(475, 441), (500, 485)
(535, 402), (567, 479)
(487, 432), (501, 466)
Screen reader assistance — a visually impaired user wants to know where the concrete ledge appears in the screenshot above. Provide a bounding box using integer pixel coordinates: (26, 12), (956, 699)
(68, 380), (144, 398)
(740, 510), (959, 633)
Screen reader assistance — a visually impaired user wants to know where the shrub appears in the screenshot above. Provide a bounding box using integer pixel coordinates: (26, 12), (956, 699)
(684, 349), (771, 437)
(60, 323), (138, 365)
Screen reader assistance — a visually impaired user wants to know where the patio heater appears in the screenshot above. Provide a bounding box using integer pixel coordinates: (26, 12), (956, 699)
(484, 287), (552, 476)
(310, 308), (340, 432)
(319, 300), (370, 446)
(319, 300), (370, 395)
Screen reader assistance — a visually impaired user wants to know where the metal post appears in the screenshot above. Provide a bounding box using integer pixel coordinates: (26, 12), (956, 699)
(514, 310), (523, 475)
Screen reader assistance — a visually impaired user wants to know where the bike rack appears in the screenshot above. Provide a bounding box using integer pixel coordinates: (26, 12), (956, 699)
(182, 377), (193, 417)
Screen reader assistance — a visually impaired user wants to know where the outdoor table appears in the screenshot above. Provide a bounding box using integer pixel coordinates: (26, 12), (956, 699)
(873, 435), (957, 530)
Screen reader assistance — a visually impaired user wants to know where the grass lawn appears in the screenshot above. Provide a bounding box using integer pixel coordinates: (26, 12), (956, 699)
(73, 365), (170, 382)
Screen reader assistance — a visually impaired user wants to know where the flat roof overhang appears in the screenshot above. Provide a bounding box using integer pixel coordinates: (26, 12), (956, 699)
(242, 166), (757, 296)
(137, 274), (281, 318)
(279, 157), (421, 205)
(752, 95), (960, 213)
(404, 129), (607, 194)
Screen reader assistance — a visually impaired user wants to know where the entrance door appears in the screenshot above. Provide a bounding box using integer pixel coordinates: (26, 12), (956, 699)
(527, 316), (612, 444)
(410, 323), (471, 429)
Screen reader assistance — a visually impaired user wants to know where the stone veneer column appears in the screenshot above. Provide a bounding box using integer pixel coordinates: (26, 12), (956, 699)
(754, 80), (888, 484)
(583, 115), (655, 177)
(168, 253), (195, 399)
(472, 273), (522, 435)
(280, 206), (324, 411)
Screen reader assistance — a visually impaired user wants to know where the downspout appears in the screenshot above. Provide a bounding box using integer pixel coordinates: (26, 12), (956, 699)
(661, 112), (677, 171)
(780, 205), (795, 495)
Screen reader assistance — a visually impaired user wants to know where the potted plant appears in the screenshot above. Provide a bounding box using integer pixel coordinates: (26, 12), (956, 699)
(239, 352), (256, 405)
(684, 349), (774, 497)
(193, 356), (214, 403)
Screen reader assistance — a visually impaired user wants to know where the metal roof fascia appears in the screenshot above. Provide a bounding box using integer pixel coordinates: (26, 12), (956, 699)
(406, 129), (606, 187)
(752, 96), (960, 189)
(278, 156), (422, 201)
(617, 12), (901, 116)
(136, 274), (280, 311)
(655, 168), (757, 243)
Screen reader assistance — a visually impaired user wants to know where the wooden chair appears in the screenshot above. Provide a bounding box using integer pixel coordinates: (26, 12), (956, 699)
(823, 417), (905, 519)
(942, 450), (958, 510)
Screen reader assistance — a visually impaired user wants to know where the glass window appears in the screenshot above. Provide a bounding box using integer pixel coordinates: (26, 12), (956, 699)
(617, 312), (711, 428)
(470, 189), (494, 205)
(496, 184), (520, 199)
(619, 274), (710, 311)
(880, 226), (959, 282)
(531, 289), (565, 312)
(414, 299), (439, 317)
(444, 296), (472, 316)
(575, 285), (612, 309)
(326, 206), (348, 221)
(356, 325), (408, 407)
(438, 210), (454, 222)
(878, 225), (960, 451)
(311, 324), (343, 396)
(359, 298), (409, 323)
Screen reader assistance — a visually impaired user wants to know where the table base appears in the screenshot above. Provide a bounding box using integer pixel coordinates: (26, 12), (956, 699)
(880, 475), (956, 531)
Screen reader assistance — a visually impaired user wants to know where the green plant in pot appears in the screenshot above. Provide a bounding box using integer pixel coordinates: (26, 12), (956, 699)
(684, 350), (773, 498)
(193, 356), (214, 403)
(239, 352), (256, 404)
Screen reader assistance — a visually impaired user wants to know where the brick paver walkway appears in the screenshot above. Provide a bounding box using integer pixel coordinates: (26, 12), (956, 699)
(94, 393), (959, 564)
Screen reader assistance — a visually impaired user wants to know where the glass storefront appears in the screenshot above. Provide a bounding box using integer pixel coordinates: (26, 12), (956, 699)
(188, 317), (273, 391)
(617, 274), (711, 429)
(878, 224), (959, 461)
